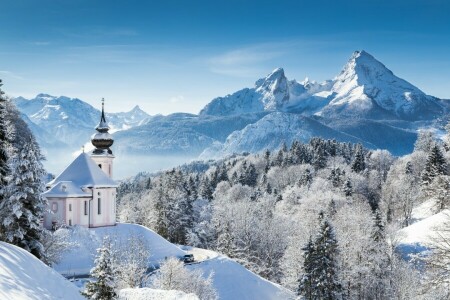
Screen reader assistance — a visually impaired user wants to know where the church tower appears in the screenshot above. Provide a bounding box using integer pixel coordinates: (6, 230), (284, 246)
(90, 98), (115, 178)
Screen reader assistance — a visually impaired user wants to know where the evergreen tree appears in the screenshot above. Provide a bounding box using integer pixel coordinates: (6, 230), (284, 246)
(422, 144), (447, 185)
(298, 236), (314, 299)
(351, 144), (366, 173)
(2, 140), (47, 260)
(343, 178), (352, 197)
(0, 79), (12, 241)
(299, 213), (342, 299)
(82, 239), (117, 300)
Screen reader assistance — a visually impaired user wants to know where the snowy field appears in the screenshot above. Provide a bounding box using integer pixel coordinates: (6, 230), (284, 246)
(0, 242), (83, 300)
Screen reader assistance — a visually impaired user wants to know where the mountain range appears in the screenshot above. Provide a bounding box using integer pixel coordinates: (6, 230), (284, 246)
(13, 50), (450, 175)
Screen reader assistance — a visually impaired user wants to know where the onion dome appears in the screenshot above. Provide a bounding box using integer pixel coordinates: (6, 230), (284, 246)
(91, 98), (114, 154)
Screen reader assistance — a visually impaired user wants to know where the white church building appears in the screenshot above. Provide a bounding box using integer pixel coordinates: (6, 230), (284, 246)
(42, 100), (118, 229)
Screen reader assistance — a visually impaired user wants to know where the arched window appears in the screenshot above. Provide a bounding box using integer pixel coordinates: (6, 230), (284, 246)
(98, 198), (101, 215)
(98, 164), (102, 169)
(52, 202), (58, 212)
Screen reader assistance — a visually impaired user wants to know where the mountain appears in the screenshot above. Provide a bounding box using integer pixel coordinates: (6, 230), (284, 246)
(13, 94), (151, 147)
(200, 112), (373, 158)
(200, 68), (332, 117)
(320, 50), (445, 120)
(13, 51), (450, 175)
(113, 112), (265, 155)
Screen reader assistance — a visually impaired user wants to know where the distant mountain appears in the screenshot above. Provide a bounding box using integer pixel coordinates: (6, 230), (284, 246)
(13, 94), (151, 148)
(320, 50), (445, 120)
(200, 68), (333, 117)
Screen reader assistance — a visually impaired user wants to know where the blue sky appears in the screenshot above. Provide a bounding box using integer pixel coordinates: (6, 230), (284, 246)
(1, 0), (449, 114)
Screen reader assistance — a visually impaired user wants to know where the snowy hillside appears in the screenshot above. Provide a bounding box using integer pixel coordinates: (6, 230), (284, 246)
(185, 249), (293, 300)
(0, 241), (82, 300)
(55, 223), (186, 276)
(200, 112), (371, 158)
(55, 224), (292, 299)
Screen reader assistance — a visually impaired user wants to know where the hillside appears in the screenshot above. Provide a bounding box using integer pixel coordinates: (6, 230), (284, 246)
(0, 242), (82, 300)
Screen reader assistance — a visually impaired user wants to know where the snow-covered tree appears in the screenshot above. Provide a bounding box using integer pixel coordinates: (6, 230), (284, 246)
(112, 234), (150, 289)
(151, 257), (217, 300)
(0, 79), (12, 242)
(351, 144), (366, 173)
(2, 140), (47, 260)
(298, 213), (341, 299)
(82, 238), (117, 300)
(422, 144), (447, 186)
(414, 130), (435, 153)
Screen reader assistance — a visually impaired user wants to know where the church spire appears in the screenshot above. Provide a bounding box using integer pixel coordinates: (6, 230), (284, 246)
(91, 98), (114, 154)
(95, 98), (110, 133)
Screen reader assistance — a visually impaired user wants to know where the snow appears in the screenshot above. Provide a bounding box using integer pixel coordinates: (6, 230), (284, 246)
(185, 250), (294, 300)
(119, 288), (199, 300)
(47, 152), (117, 189)
(55, 223), (186, 276)
(397, 209), (450, 246)
(42, 181), (91, 198)
(324, 50), (443, 119)
(0, 241), (83, 300)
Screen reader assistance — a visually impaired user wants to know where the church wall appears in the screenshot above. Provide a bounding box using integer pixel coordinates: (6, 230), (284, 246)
(90, 155), (114, 178)
(90, 187), (116, 227)
(43, 198), (66, 229)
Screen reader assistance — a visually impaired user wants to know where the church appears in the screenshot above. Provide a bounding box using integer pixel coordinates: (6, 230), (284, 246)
(42, 100), (118, 229)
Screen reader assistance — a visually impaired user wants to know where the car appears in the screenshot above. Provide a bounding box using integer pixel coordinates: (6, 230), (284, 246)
(182, 254), (194, 263)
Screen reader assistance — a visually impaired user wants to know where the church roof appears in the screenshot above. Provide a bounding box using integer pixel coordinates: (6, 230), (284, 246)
(47, 153), (118, 189)
(42, 181), (91, 198)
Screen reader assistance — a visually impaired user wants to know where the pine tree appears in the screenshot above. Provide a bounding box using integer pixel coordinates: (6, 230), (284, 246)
(298, 236), (314, 299)
(422, 144), (447, 186)
(343, 178), (352, 197)
(0, 79), (12, 241)
(82, 239), (117, 300)
(3, 140), (47, 260)
(299, 213), (342, 299)
(351, 144), (366, 173)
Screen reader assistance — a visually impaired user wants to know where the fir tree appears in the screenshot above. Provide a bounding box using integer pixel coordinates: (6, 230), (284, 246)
(3, 140), (47, 260)
(422, 144), (447, 185)
(82, 239), (117, 300)
(343, 178), (352, 197)
(351, 144), (366, 173)
(298, 236), (314, 299)
(299, 213), (342, 299)
(0, 79), (12, 241)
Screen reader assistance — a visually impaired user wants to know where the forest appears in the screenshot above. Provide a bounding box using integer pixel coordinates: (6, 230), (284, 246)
(118, 133), (450, 299)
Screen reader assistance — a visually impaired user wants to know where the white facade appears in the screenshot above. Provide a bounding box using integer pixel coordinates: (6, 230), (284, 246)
(91, 153), (115, 178)
(42, 154), (118, 229)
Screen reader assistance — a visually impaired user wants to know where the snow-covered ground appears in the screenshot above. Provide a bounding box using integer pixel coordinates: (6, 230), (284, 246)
(56, 225), (293, 299)
(0, 241), (82, 300)
(397, 209), (450, 246)
(182, 246), (294, 300)
(55, 223), (186, 276)
(119, 288), (199, 300)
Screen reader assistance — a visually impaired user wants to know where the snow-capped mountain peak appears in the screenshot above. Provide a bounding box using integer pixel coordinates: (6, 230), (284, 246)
(255, 67), (289, 110)
(321, 50), (445, 119)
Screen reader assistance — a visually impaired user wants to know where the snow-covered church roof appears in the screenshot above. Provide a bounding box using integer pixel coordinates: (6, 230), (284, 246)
(46, 152), (118, 191)
(42, 181), (91, 198)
